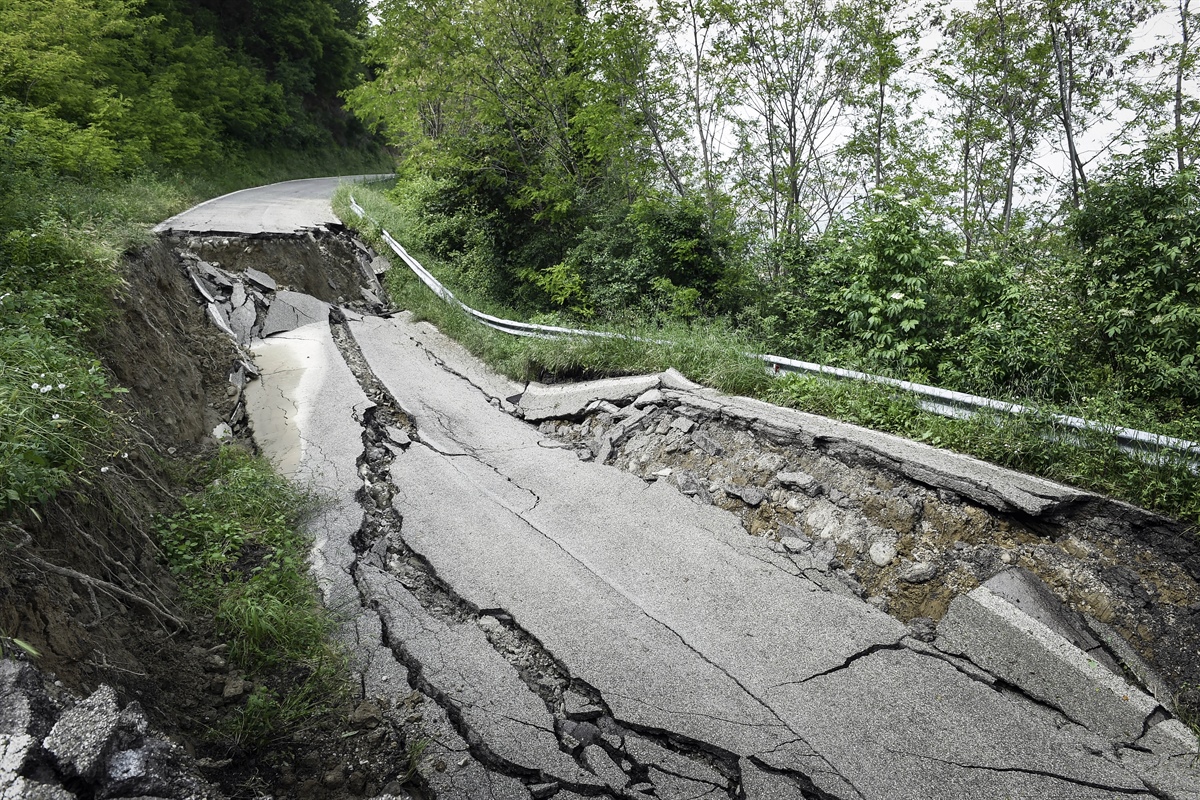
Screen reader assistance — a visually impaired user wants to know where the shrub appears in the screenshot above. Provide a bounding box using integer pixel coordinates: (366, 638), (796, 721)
(825, 189), (954, 371)
(155, 448), (342, 745)
(1070, 153), (1200, 402)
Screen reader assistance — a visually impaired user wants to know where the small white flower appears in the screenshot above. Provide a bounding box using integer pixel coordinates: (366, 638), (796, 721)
(121, 452), (128, 459)
(100, 466), (110, 473)
(31, 383), (40, 390)
(57, 383), (66, 390)
(39, 385), (51, 394)
(52, 414), (60, 420)
(889, 291), (906, 301)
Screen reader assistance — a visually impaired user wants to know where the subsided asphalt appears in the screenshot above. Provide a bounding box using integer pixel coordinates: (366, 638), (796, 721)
(193, 177), (1199, 799)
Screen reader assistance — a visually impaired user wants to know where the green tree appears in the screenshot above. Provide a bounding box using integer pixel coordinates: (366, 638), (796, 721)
(655, 0), (738, 208)
(724, 0), (856, 239)
(932, 0), (1057, 250)
(837, 0), (923, 192)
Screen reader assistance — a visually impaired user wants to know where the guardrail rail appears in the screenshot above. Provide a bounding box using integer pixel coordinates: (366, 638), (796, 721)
(348, 196), (1200, 467)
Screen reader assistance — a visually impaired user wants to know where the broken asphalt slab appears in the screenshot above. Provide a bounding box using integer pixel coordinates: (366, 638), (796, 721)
(239, 300), (1199, 798)
(347, 314), (1197, 797)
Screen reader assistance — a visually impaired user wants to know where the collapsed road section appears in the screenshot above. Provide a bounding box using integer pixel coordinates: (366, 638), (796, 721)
(237, 266), (1198, 799)
(35, 175), (1187, 800)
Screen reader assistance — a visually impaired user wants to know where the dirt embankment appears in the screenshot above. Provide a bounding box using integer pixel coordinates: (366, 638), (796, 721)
(0, 228), (391, 800)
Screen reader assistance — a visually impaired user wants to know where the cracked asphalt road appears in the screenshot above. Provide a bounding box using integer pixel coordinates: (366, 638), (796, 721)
(242, 313), (1192, 800)
(154, 175), (390, 235)
(188, 176), (1197, 799)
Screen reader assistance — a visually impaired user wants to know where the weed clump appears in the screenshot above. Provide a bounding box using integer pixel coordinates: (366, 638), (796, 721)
(155, 447), (343, 746)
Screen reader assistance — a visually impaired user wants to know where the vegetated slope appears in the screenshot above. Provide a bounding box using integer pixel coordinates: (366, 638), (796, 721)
(0, 0), (395, 794)
(2, 228), (424, 799)
(341, 0), (1200, 525)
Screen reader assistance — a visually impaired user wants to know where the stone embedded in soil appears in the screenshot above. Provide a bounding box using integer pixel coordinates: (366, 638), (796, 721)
(868, 541), (897, 567)
(350, 700), (383, 729)
(780, 536), (812, 553)
(221, 676), (248, 699)
(690, 431), (724, 456)
(907, 617), (937, 642)
(669, 417), (695, 434)
(900, 561), (938, 584)
(777, 470), (822, 496)
(674, 472), (710, 502)
(322, 763), (347, 789)
(724, 480), (766, 506)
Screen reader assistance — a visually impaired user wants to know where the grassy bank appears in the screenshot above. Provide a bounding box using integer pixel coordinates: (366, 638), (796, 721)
(1, 147), (385, 749)
(155, 447), (343, 746)
(336, 182), (1200, 529)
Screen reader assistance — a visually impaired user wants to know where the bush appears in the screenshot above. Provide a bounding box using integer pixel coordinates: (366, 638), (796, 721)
(928, 240), (1085, 398)
(824, 189), (954, 372)
(1071, 153), (1200, 403)
(155, 448), (342, 745)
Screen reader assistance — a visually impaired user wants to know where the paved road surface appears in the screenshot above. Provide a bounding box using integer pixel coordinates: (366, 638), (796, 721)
(172, 178), (1199, 799)
(153, 174), (390, 234)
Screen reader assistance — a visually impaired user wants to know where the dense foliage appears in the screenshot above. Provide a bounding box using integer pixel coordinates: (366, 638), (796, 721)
(349, 0), (1200, 435)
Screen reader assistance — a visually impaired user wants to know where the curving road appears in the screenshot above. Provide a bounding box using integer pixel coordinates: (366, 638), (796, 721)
(154, 174), (391, 235)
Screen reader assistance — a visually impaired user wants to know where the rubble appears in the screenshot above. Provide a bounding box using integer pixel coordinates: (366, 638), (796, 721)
(1, 660), (222, 800)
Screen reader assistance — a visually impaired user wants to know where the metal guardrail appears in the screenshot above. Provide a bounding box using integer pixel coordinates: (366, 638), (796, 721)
(349, 196), (1200, 465)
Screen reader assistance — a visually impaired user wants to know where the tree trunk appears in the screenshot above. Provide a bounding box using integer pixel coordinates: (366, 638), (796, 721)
(1178, 0), (1192, 172)
(1050, 21), (1085, 208)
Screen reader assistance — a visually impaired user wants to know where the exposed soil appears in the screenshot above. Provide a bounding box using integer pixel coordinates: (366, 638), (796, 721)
(539, 395), (1200, 719)
(1, 229), (416, 800)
